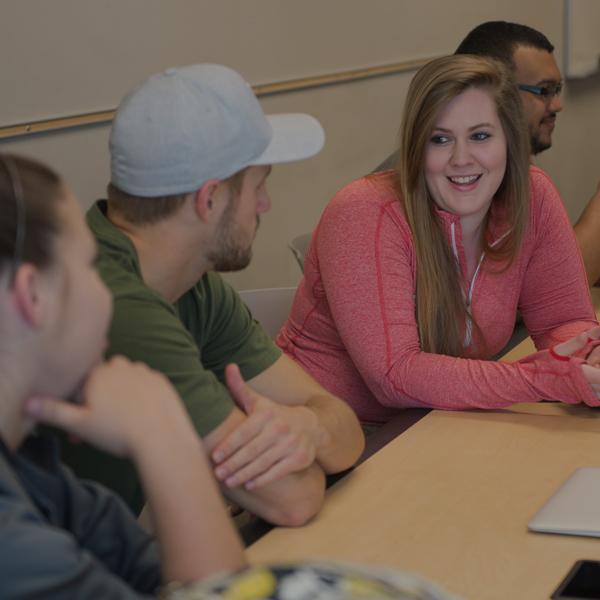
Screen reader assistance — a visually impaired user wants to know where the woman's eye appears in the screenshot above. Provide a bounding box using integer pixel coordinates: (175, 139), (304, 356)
(430, 134), (450, 145)
(471, 131), (490, 141)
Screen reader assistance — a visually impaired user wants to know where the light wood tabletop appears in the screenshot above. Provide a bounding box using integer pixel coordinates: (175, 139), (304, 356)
(248, 403), (600, 599)
(248, 288), (600, 600)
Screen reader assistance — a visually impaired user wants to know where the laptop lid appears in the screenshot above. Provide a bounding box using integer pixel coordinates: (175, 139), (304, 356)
(529, 467), (600, 537)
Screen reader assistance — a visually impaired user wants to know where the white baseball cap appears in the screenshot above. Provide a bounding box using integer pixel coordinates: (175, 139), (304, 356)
(110, 64), (325, 197)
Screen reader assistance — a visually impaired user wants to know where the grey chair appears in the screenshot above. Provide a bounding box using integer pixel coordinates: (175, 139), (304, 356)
(373, 148), (399, 173)
(238, 286), (297, 338)
(288, 232), (312, 273)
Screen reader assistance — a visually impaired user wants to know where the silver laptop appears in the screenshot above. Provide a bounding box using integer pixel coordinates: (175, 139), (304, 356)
(529, 467), (600, 537)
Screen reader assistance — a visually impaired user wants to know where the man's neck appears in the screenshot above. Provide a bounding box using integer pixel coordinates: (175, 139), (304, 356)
(107, 209), (210, 303)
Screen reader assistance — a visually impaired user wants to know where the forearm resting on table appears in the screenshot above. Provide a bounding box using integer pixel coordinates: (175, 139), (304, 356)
(574, 188), (600, 286)
(306, 393), (365, 473)
(247, 355), (364, 473)
(223, 461), (326, 527)
(205, 406), (326, 527)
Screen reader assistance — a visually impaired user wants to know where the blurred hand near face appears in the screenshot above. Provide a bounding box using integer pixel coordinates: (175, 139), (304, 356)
(24, 356), (199, 458)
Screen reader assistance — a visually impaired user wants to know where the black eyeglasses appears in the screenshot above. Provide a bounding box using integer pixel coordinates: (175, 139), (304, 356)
(518, 82), (563, 100)
(0, 155), (26, 279)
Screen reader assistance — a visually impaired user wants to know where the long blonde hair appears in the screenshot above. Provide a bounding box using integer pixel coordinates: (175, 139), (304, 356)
(396, 55), (530, 356)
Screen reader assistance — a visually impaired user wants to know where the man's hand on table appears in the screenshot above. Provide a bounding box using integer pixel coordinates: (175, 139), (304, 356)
(211, 363), (327, 490)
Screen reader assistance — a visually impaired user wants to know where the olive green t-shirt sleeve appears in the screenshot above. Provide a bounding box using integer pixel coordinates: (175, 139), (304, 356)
(180, 273), (282, 387)
(108, 272), (281, 439)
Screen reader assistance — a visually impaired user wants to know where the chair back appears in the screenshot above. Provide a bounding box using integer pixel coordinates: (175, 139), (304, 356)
(288, 232), (312, 272)
(238, 286), (297, 338)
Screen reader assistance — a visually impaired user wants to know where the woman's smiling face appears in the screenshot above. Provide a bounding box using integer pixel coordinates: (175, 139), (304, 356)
(424, 86), (507, 225)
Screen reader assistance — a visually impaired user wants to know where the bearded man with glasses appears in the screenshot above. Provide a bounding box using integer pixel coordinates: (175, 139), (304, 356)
(456, 22), (564, 156)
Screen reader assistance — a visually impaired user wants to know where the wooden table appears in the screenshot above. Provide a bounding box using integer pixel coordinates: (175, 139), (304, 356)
(249, 403), (600, 599)
(248, 289), (600, 599)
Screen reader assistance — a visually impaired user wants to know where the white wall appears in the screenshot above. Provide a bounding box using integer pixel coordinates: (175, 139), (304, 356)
(1, 0), (599, 290)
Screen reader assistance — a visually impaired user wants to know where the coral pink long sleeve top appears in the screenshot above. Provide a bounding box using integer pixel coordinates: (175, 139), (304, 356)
(277, 167), (599, 423)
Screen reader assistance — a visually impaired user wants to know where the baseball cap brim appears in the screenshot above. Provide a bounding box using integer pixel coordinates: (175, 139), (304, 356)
(250, 113), (325, 166)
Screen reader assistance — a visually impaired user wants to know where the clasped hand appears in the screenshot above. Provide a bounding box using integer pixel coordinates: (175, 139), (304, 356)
(211, 364), (325, 490)
(553, 326), (600, 399)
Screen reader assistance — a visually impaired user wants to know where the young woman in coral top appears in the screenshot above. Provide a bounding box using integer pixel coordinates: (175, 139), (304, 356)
(278, 55), (600, 424)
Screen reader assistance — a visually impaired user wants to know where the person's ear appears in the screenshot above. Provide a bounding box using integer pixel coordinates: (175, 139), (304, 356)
(11, 264), (46, 328)
(193, 179), (221, 223)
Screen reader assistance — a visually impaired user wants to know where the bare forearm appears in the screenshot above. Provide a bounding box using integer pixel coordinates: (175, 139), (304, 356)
(225, 462), (325, 527)
(574, 186), (600, 286)
(245, 356), (365, 474)
(306, 393), (365, 473)
(133, 427), (245, 585)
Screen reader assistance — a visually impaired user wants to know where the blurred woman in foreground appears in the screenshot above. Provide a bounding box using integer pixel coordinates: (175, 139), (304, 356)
(0, 154), (245, 597)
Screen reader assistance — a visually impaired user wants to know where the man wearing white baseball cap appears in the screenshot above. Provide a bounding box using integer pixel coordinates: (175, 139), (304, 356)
(59, 64), (364, 525)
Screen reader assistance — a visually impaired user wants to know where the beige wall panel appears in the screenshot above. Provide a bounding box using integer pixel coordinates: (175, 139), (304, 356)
(0, 0), (559, 121)
(2, 126), (111, 209)
(0, 0), (599, 290)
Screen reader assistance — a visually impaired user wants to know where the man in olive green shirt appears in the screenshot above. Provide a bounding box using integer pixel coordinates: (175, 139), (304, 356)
(60, 64), (364, 523)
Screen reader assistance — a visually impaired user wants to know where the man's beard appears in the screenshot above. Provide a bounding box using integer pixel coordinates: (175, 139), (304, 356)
(208, 196), (259, 272)
(530, 132), (551, 155)
(530, 113), (556, 155)
(210, 230), (254, 272)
